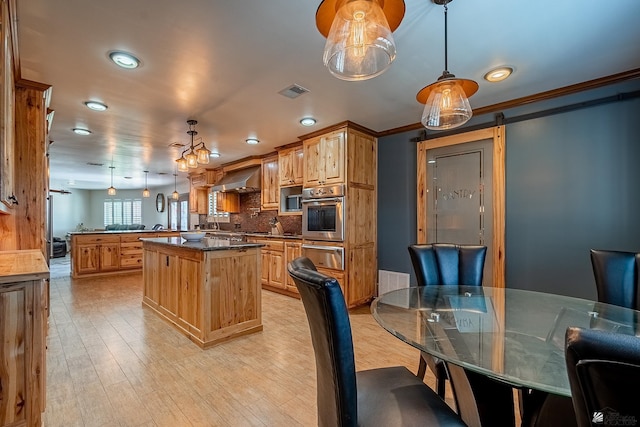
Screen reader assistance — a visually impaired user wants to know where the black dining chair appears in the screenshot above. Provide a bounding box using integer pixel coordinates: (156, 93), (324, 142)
(590, 249), (640, 310)
(565, 326), (640, 427)
(287, 257), (465, 427)
(407, 243), (487, 398)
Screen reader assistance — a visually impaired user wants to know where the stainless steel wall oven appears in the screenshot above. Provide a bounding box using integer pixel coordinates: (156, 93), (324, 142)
(301, 184), (345, 242)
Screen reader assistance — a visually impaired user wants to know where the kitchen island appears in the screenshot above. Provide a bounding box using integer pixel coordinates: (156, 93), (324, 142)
(141, 237), (264, 349)
(69, 230), (180, 278)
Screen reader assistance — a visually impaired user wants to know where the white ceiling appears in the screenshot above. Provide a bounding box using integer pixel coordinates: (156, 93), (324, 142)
(16, 0), (640, 190)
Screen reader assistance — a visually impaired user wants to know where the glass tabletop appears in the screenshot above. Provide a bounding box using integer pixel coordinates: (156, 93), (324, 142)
(371, 286), (640, 396)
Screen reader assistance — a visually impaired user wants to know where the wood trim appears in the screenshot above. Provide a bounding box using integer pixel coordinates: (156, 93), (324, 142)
(7, 0), (19, 79)
(416, 126), (506, 288)
(16, 78), (52, 92)
(273, 140), (302, 151)
(297, 120), (377, 141)
(378, 68), (640, 137)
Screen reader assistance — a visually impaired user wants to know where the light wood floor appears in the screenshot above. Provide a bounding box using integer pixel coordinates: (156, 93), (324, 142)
(44, 270), (451, 426)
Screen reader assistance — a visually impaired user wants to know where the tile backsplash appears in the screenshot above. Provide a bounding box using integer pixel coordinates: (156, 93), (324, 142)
(198, 192), (302, 234)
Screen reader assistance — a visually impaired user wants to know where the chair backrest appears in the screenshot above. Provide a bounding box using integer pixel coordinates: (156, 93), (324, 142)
(565, 327), (640, 427)
(408, 243), (487, 287)
(590, 249), (640, 310)
(287, 257), (357, 427)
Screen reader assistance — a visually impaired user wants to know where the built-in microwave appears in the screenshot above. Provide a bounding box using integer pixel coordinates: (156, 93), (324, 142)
(285, 194), (302, 212)
(302, 184), (345, 242)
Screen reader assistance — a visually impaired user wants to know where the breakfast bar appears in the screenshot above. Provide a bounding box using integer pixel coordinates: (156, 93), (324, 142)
(141, 237), (264, 349)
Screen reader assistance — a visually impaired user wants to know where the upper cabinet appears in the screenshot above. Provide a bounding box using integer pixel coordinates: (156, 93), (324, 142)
(303, 129), (345, 187)
(189, 169), (221, 214)
(0, 0), (16, 212)
(278, 145), (304, 187)
(261, 155), (279, 210)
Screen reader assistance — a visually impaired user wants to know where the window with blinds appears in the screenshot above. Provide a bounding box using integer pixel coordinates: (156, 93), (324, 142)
(208, 192), (230, 222)
(104, 199), (142, 226)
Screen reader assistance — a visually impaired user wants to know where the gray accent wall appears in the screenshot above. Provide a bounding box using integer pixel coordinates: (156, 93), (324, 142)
(378, 85), (640, 298)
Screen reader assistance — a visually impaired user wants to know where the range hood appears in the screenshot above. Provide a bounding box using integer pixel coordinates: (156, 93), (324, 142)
(211, 165), (261, 193)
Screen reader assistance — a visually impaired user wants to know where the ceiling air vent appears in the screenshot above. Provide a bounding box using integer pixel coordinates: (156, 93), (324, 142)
(169, 142), (184, 148)
(278, 84), (309, 99)
(87, 162), (104, 166)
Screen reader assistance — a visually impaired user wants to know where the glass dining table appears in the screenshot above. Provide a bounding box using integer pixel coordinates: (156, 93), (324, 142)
(371, 286), (640, 426)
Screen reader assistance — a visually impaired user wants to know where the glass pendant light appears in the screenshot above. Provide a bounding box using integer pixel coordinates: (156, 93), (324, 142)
(317, 0), (405, 81)
(142, 170), (150, 198)
(185, 148), (198, 168)
(176, 155), (188, 172)
(107, 165), (116, 196)
(196, 145), (211, 164)
(172, 173), (179, 200)
(416, 0), (478, 131)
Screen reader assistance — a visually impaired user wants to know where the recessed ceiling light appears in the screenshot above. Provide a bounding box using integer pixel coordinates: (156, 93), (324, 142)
(72, 128), (91, 135)
(84, 101), (108, 111)
(210, 152), (221, 158)
(300, 117), (317, 126)
(245, 138), (259, 145)
(484, 66), (514, 83)
(109, 51), (140, 69)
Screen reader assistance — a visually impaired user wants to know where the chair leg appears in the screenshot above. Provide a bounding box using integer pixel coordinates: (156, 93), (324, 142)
(435, 369), (446, 398)
(418, 352), (447, 399)
(417, 354), (427, 379)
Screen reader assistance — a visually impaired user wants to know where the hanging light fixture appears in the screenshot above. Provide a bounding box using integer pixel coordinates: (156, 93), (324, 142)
(416, 0), (478, 131)
(107, 165), (116, 196)
(175, 120), (212, 171)
(316, 0), (405, 81)
(142, 170), (150, 198)
(172, 173), (179, 200)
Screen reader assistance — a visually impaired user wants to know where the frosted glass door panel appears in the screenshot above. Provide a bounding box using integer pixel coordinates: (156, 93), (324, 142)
(426, 139), (493, 284)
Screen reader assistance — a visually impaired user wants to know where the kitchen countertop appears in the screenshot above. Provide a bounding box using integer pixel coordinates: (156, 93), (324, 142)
(207, 231), (303, 240)
(141, 237), (265, 251)
(68, 229), (178, 235)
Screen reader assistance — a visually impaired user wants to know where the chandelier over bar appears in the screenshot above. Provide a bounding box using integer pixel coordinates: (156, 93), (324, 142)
(175, 120), (211, 172)
(317, 0), (405, 81)
(416, 0), (478, 130)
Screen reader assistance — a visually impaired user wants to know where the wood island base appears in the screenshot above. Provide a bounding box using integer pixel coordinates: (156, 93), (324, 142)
(142, 239), (263, 349)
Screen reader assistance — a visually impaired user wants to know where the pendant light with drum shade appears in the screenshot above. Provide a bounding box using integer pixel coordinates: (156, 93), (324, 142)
(107, 165), (116, 196)
(417, 0), (478, 130)
(142, 170), (150, 198)
(317, 0), (405, 81)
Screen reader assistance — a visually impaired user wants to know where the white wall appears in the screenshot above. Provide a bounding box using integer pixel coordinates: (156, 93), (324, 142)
(51, 189), (91, 237)
(53, 181), (190, 232)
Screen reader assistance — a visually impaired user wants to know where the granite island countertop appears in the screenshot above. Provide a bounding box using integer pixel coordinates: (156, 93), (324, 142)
(141, 237), (265, 251)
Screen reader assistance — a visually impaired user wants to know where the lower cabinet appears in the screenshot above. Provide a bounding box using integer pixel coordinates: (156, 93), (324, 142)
(142, 242), (262, 348)
(0, 250), (48, 427)
(284, 241), (302, 294)
(71, 232), (180, 278)
(72, 235), (120, 277)
(248, 237), (301, 296)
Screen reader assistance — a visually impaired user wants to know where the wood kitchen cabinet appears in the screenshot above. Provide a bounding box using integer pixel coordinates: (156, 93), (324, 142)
(0, 250), (48, 427)
(303, 129), (345, 187)
(72, 235), (120, 276)
(71, 231), (180, 278)
(300, 122), (378, 308)
(261, 155), (279, 210)
(249, 238), (285, 290)
(284, 240), (302, 294)
(216, 191), (240, 213)
(278, 145), (304, 187)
